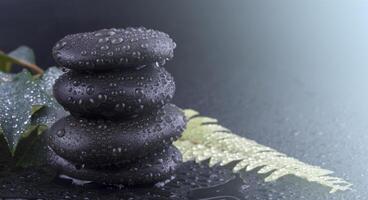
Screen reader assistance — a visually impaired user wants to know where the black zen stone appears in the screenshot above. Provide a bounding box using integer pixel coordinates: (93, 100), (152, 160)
(47, 145), (182, 185)
(46, 104), (186, 168)
(53, 65), (175, 118)
(52, 27), (176, 71)
(47, 27), (185, 185)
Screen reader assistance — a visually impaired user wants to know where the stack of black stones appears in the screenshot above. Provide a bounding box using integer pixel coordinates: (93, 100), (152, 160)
(46, 27), (186, 185)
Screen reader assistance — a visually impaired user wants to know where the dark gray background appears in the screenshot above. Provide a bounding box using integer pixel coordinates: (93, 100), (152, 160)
(1, 0), (367, 199)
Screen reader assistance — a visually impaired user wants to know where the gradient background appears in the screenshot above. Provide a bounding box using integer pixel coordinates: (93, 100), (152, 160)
(1, 0), (367, 199)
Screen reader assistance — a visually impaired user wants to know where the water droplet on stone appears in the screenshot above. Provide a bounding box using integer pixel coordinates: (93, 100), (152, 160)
(111, 38), (124, 44)
(86, 85), (95, 95)
(107, 51), (114, 56)
(56, 129), (65, 137)
(100, 45), (109, 50)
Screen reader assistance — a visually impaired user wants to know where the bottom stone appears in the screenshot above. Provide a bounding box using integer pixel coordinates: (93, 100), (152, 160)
(47, 145), (182, 185)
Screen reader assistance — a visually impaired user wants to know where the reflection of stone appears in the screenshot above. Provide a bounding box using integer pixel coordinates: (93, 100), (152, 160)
(0, 159), (237, 199)
(46, 27), (186, 185)
(0, 155), (352, 199)
(47, 145), (182, 185)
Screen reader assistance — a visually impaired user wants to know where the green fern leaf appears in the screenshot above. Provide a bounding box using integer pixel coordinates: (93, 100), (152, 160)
(174, 109), (352, 193)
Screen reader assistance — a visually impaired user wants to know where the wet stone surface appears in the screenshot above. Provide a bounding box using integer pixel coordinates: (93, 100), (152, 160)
(52, 27), (176, 71)
(53, 64), (175, 118)
(47, 145), (182, 185)
(49, 27), (185, 185)
(47, 104), (185, 168)
(0, 155), (354, 200)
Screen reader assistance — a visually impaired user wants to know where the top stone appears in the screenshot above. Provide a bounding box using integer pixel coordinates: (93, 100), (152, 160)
(52, 27), (176, 71)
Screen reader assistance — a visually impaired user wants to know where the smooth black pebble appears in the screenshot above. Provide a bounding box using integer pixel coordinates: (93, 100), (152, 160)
(52, 27), (176, 71)
(46, 104), (186, 168)
(53, 64), (175, 118)
(47, 145), (182, 185)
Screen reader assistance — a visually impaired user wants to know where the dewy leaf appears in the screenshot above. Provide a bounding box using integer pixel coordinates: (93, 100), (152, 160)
(0, 46), (44, 74)
(0, 68), (66, 156)
(174, 109), (353, 193)
(39, 66), (64, 96)
(8, 46), (36, 64)
(0, 72), (14, 84)
(18, 67), (66, 167)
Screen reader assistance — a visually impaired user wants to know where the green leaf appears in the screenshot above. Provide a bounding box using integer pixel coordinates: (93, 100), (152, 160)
(14, 125), (49, 168)
(174, 109), (353, 193)
(0, 126), (13, 167)
(0, 67), (66, 161)
(0, 46), (43, 74)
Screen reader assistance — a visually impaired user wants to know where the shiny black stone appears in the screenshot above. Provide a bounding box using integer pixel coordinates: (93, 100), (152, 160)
(53, 65), (175, 118)
(47, 145), (182, 185)
(52, 27), (176, 71)
(46, 104), (186, 168)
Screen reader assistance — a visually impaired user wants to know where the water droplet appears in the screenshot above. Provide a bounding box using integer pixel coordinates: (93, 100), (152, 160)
(94, 32), (103, 37)
(108, 30), (116, 36)
(107, 51), (114, 56)
(86, 86), (95, 95)
(109, 82), (117, 87)
(135, 88), (144, 96)
(89, 98), (95, 104)
(67, 96), (74, 102)
(97, 93), (108, 102)
(56, 129), (65, 137)
(111, 38), (124, 44)
(72, 80), (80, 86)
(100, 45), (109, 50)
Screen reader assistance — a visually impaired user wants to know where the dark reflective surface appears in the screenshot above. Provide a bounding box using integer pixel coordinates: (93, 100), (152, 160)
(1, 0), (367, 199)
(0, 152), (355, 200)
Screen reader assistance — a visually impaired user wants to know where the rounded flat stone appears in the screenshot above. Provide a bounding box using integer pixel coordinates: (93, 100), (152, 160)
(46, 104), (186, 168)
(53, 65), (175, 118)
(47, 145), (182, 185)
(52, 27), (176, 71)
